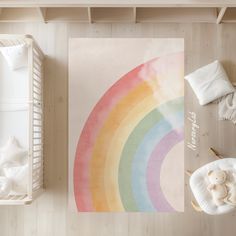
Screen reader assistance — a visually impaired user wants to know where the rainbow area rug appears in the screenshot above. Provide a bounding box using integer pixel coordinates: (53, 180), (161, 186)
(69, 39), (184, 212)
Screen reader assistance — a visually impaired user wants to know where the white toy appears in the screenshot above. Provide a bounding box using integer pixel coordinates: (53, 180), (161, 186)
(224, 173), (236, 206)
(207, 170), (228, 206)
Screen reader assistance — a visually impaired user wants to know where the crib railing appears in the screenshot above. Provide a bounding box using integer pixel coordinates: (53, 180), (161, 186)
(0, 34), (44, 205)
(30, 42), (44, 201)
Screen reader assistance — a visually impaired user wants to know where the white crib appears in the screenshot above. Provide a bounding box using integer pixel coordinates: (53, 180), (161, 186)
(0, 34), (44, 205)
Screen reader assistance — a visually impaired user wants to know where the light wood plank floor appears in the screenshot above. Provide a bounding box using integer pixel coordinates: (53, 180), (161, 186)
(0, 22), (236, 236)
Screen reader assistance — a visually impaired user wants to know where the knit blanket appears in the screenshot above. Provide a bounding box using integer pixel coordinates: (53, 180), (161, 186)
(219, 88), (236, 124)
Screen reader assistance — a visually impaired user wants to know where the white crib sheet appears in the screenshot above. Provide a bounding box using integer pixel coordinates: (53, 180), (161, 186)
(0, 53), (29, 149)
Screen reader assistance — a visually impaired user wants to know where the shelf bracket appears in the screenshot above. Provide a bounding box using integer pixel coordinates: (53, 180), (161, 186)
(37, 7), (47, 23)
(216, 7), (227, 24)
(88, 7), (92, 23)
(133, 7), (137, 23)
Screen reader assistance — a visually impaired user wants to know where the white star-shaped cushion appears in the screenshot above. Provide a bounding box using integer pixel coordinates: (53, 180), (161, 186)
(0, 137), (28, 167)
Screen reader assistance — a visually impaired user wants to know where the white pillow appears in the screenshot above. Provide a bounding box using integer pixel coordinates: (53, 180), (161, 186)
(0, 44), (28, 70)
(185, 61), (235, 105)
(0, 177), (12, 197)
(3, 164), (28, 195)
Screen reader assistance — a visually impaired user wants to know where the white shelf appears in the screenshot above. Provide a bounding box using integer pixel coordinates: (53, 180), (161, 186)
(45, 7), (89, 23)
(0, 8), (42, 22)
(136, 7), (217, 23)
(91, 7), (135, 23)
(1, 1), (236, 8)
(0, 6), (234, 24)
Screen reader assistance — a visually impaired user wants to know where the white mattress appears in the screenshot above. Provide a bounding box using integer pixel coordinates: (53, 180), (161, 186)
(0, 53), (29, 149)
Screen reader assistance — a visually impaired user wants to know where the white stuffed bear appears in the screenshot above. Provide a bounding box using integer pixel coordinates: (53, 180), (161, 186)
(207, 170), (228, 206)
(224, 173), (236, 206)
(207, 170), (236, 207)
